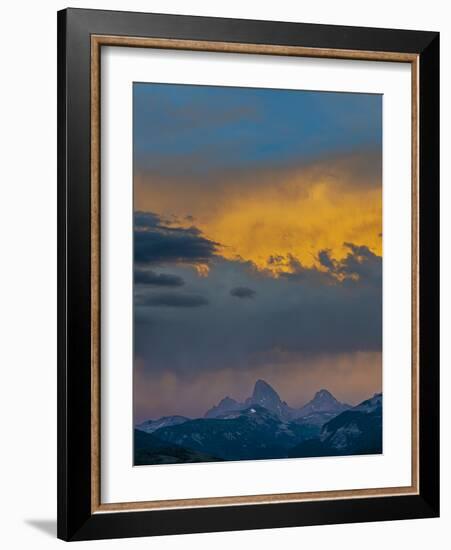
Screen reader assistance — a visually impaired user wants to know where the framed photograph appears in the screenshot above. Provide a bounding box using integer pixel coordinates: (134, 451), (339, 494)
(57, 8), (439, 541)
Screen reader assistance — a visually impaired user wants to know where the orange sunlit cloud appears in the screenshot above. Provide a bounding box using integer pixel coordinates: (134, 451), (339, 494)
(134, 154), (382, 275)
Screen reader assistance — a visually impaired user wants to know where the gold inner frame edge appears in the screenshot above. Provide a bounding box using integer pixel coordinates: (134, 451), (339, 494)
(90, 35), (420, 514)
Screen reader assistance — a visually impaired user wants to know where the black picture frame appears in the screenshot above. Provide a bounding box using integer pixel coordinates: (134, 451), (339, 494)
(57, 7), (439, 542)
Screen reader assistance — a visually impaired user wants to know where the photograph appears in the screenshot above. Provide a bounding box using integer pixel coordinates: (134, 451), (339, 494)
(133, 83), (383, 466)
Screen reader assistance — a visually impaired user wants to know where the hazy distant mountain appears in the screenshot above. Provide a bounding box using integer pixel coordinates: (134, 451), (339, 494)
(295, 389), (350, 417)
(204, 397), (244, 419)
(205, 379), (294, 421)
(245, 379), (294, 421)
(136, 415), (189, 434)
(291, 389), (351, 424)
(205, 380), (351, 423)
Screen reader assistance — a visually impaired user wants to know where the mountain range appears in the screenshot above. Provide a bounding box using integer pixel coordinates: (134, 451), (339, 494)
(135, 380), (382, 465)
(204, 379), (350, 421)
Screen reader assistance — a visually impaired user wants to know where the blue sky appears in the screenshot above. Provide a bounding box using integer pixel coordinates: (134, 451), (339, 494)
(133, 83), (382, 177)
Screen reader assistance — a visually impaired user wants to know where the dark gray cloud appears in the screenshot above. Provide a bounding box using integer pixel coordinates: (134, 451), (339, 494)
(134, 244), (382, 380)
(140, 292), (209, 308)
(134, 269), (185, 287)
(318, 249), (336, 271)
(134, 211), (161, 228)
(281, 244), (381, 288)
(339, 243), (382, 286)
(230, 286), (256, 299)
(134, 211), (220, 266)
(279, 256), (332, 285)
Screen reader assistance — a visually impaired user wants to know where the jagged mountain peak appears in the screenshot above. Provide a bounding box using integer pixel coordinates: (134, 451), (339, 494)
(204, 380), (354, 423)
(218, 396), (238, 405)
(204, 396), (241, 418)
(252, 379), (281, 402)
(247, 380), (294, 421)
(205, 379), (294, 420)
(315, 388), (333, 397)
(295, 389), (350, 418)
(312, 389), (339, 403)
(254, 379), (273, 389)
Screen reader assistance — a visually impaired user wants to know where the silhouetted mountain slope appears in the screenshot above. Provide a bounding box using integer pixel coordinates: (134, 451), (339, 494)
(289, 394), (382, 458)
(352, 392), (382, 413)
(134, 429), (222, 465)
(153, 405), (315, 461)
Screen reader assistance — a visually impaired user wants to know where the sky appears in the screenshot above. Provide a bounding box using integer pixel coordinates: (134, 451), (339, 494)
(133, 82), (382, 422)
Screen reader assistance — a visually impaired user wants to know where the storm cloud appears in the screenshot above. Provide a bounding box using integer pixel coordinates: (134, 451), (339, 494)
(134, 269), (185, 287)
(133, 249), (382, 419)
(338, 243), (382, 286)
(285, 243), (383, 288)
(135, 245), (382, 375)
(139, 292), (209, 308)
(134, 211), (220, 266)
(230, 286), (256, 299)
